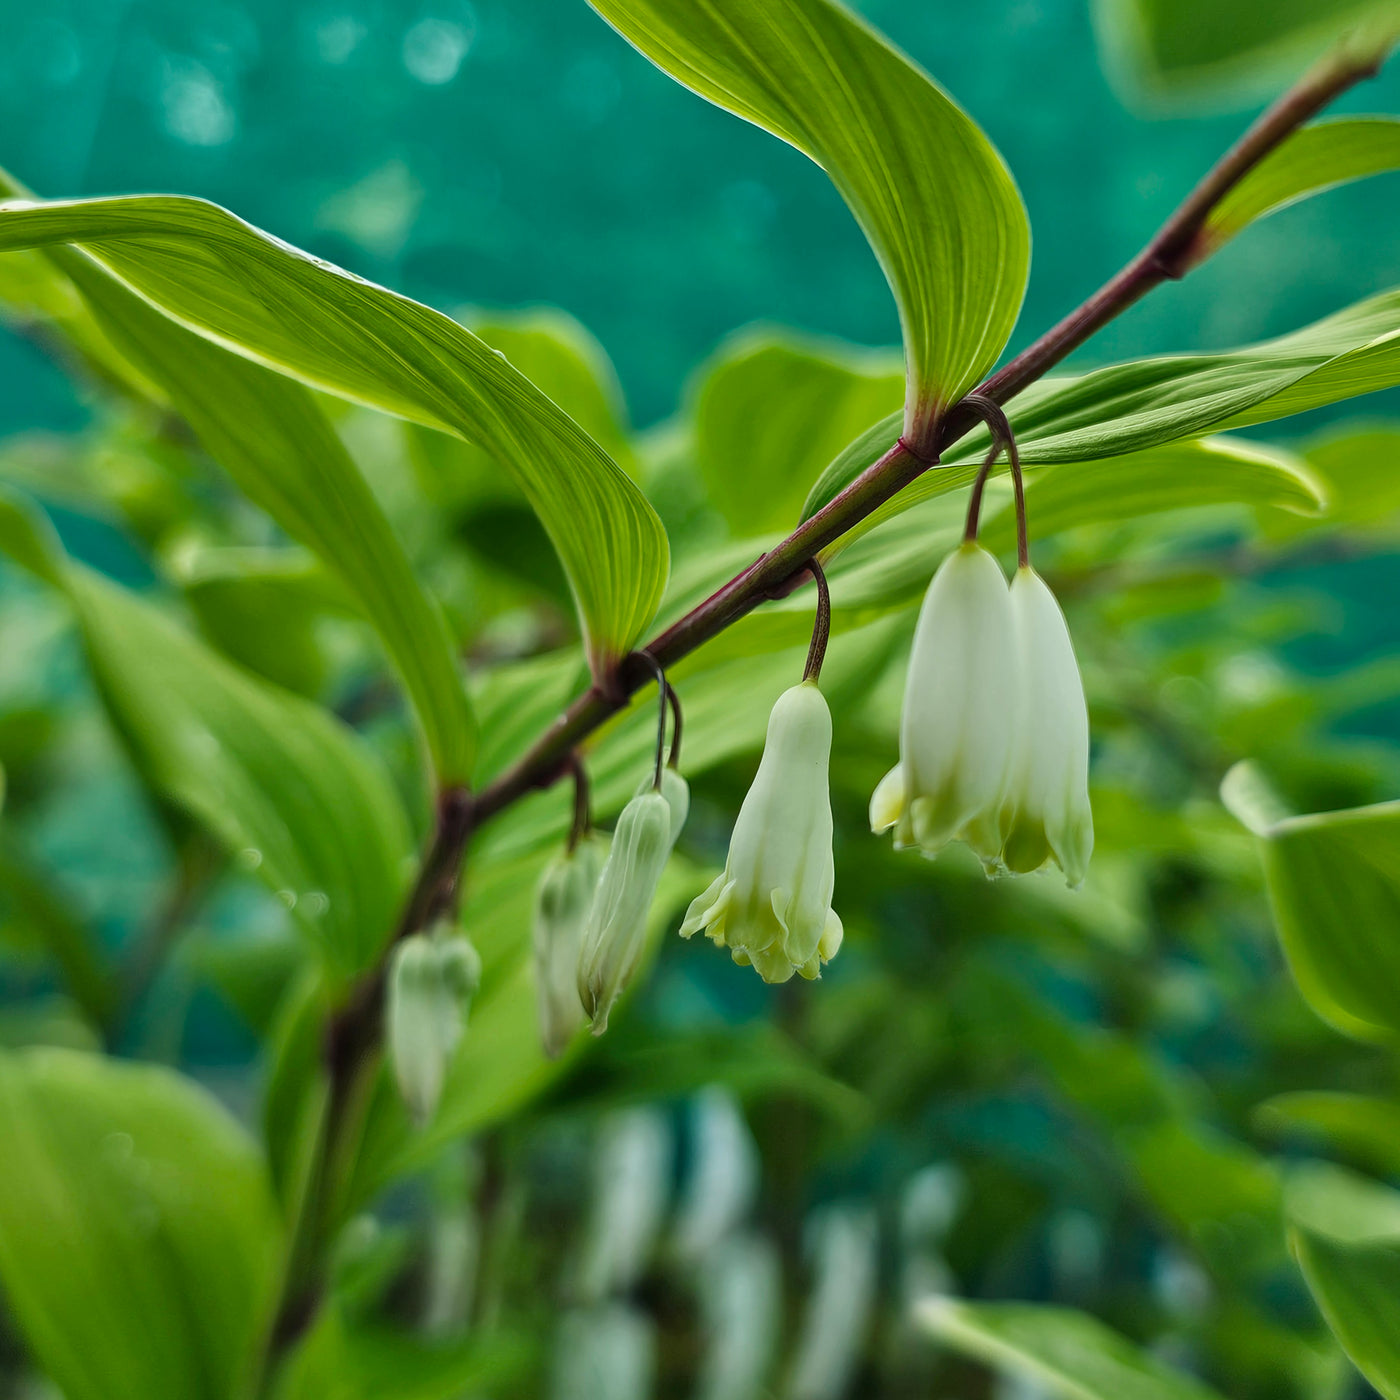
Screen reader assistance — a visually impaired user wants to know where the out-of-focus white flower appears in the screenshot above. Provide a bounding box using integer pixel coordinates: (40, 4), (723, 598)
(682, 682), (841, 983)
(870, 542), (1018, 869)
(533, 836), (606, 1058)
(577, 772), (688, 1033)
(387, 927), (482, 1126)
(1001, 566), (1093, 886)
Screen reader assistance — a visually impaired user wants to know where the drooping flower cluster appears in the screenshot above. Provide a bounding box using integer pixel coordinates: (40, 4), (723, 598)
(522, 517), (1092, 1055)
(871, 542), (1092, 885)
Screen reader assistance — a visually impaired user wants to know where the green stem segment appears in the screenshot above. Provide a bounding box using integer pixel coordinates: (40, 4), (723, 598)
(264, 42), (1386, 1369)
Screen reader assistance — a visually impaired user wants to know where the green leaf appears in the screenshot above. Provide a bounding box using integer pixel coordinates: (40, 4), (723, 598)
(37, 240), (475, 783)
(1287, 1162), (1400, 1400)
(1297, 426), (1400, 534)
(0, 193), (669, 676)
(587, 0), (1029, 435)
(1259, 800), (1400, 1042)
(917, 1298), (1227, 1400)
(692, 328), (902, 533)
(804, 287), (1400, 528)
(0, 491), (412, 979)
(978, 436), (1324, 552)
(175, 547), (345, 699)
(0, 1047), (281, 1400)
(1093, 0), (1400, 109)
(470, 306), (636, 473)
(1257, 1092), (1400, 1176)
(1206, 117), (1400, 250)
(788, 437), (1323, 624)
(0, 835), (114, 1029)
(276, 1308), (534, 1400)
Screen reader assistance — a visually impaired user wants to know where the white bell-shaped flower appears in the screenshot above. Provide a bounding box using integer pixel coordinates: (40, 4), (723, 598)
(532, 835), (606, 1058)
(870, 542), (1018, 868)
(682, 682), (842, 983)
(1000, 566), (1093, 886)
(577, 770), (688, 1034)
(387, 926), (482, 1126)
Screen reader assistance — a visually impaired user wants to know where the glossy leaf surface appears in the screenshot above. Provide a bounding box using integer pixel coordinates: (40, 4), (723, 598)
(0, 194), (669, 675)
(919, 1298), (1226, 1400)
(588, 0), (1029, 436)
(1261, 800), (1400, 1042)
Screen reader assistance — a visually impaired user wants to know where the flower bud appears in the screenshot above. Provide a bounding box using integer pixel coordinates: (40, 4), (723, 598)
(577, 783), (683, 1034)
(1000, 566), (1093, 885)
(532, 835), (605, 1058)
(871, 542), (1017, 868)
(387, 927), (483, 1126)
(682, 682), (842, 983)
(651, 766), (690, 845)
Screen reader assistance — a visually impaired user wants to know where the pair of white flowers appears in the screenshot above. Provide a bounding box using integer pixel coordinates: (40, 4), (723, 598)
(683, 544), (1092, 988)
(872, 543), (1093, 885)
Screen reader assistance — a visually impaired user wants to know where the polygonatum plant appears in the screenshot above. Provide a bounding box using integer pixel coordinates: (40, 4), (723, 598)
(1, 0), (1400, 1396)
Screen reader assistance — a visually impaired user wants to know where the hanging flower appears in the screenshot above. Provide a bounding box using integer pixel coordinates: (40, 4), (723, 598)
(654, 765), (690, 845)
(682, 682), (842, 983)
(532, 835), (606, 1058)
(386, 926), (482, 1126)
(870, 542), (1019, 869)
(1000, 566), (1093, 885)
(577, 772), (688, 1034)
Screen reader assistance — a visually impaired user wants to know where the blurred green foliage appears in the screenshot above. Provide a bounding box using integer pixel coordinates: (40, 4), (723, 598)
(2, 0), (1400, 1398)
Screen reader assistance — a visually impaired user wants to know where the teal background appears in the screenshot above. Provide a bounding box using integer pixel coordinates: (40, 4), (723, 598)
(2, 0), (1399, 433)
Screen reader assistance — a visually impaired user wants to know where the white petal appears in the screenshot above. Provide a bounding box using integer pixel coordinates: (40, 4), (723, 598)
(869, 764), (905, 833)
(1004, 567), (1093, 885)
(898, 543), (1017, 857)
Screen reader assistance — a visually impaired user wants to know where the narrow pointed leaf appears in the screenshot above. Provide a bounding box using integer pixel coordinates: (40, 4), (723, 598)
(0, 194), (669, 675)
(0, 167), (475, 782)
(1288, 1163), (1400, 1400)
(977, 436), (1324, 550)
(918, 1298), (1226, 1400)
(805, 287), (1400, 523)
(587, 0), (1029, 436)
(1204, 117), (1400, 251)
(1094, 0), (1400, 109)
(0, 490), (412, 978)
(1259, 800), (1400, 1042)
(693, 329), (902, 533)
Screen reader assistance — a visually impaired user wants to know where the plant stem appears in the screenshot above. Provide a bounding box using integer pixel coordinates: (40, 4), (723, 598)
(974, 46), (1383, 411)
(473, 47), (1381, 823)
(960, 395), (1028, 569)
(565, 752), (591, 852)
(267, 41), (1384, 1363)
(801, 559), (832, 683)
(259, 786), (474, 1381)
